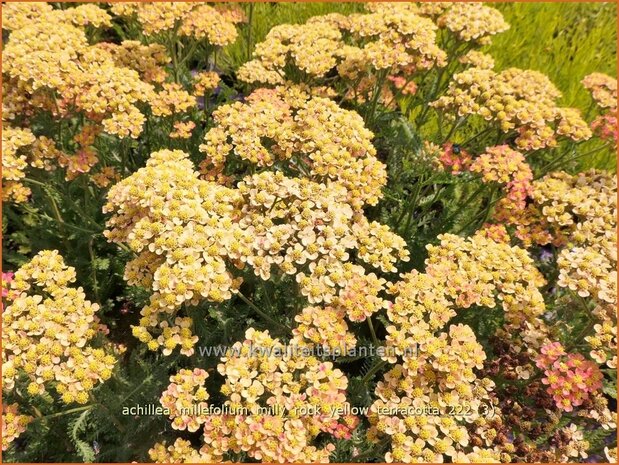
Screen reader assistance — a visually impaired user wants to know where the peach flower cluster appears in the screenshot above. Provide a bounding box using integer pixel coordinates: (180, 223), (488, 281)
(469, 145), (533, 209)
(160, 368), (210, 432)
(201, 85), (387, 209)
(2, 251), (116, 405)
(536, 342), (603, 412)
(150, 328), (354, 463)
(2, 404), (32, 451)
(433, 67), (592, 150)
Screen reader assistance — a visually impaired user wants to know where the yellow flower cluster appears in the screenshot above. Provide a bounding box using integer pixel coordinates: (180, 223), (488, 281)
(2, 251), (116, 404)
(104, 149), (244, 356)
(2, 126), (36, 203)
(2, 403), (32, 452)
(61, 4), (112, 28)
(238, 22), (345, 84)
(3, 12), (154, 139)
(425, 232), (546, 327)
(437, 3), (509, 44)
(109, 2), (242, 46)
(152, 328), (353, 462)
(291, 305), (357, 352)
(532, 171), (617, 364)
(160, 368), (210, 432)
(582, 73), (617, 111)
(1, 2), (54, 30)
(432, 67), (592, 150)
(459, 50), (495, 70)
(96, 40), (170, 84)
(105, 148), (409, 354)
(149, 83), (196, 118)
(192, 71), (221, 96)
(347, 8), (447, 71)
(238, 5), (446, 86)
(149, 438), (219, 463)
(213, 328), (348, 461)
(201, 85), (387, 208)
(179, 4), (242, 46)
(368, 232), (538, 462)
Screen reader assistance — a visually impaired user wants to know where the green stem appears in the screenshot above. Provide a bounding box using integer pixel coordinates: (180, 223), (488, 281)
(367, 317), (379, 348)
(32, 405), (93, 422)
(237, 290), (290, 332)
(362, 360), (388, 384)
(246, 3), (255, 62)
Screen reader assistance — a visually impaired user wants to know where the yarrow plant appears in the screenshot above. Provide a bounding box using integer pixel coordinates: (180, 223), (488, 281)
(1, 2), (616, 463)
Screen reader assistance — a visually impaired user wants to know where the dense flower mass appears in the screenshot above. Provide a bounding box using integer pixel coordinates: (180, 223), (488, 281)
(2, 251), (116, 405)
(1, 2), (616, 463)
(201, 85), (388, 208)
(433, 67), (592, 149)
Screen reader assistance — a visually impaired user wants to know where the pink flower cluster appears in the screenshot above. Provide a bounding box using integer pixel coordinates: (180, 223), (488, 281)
(536, 342), (603, 412)
(438, 143), (472, 174)
(469, 145), (533, 209)
(591, 114), (618, 147)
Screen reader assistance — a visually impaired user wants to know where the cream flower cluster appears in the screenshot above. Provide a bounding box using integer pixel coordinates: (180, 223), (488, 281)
(201, 85), (387, 209)
(370, 269), (502, 462)
(534, 171), (617, 367)
(437, 3), (509, 44)
(238, 22), (345, 84)
(432, 67), (592, 150)
(2, 126), (36, 203)
(104, 149), (244, 356)
(3, 11), (154, 139)
(2, 251), (116, 405)
(425, 232), (547, 327)
(2, 404), (32, 451)
(238, 6), (446, 86)
(150, 328), (353, 463)
(109, 2), (242, 46)
(104, 150), (409, 355)
(346, 8), (447, 71)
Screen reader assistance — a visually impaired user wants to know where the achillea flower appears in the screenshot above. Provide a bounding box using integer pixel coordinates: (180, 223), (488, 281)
(438, 143), (472, 174)
(459, 50), (495, 70)
(201, 85), (387, 209)
(582, 73), (617, 111)
(433, 68), (591, 150)
(160, 368), (210, 432)
(2, 404), (32, 451)
(536, 343), (603, 412)
(170, 121), (196, 139)
(437, 3), (509, 44)
(149, 83), (196, 117)
(238, 22), (345, 84)
(96, 41), (170, 84)
(2, 126), (35, 203)
(149, 438), (221, 464)
(469, 145), (533, 209)
(291, 305), (357, 352)
(2, 251), (116, 404)
(192, 71), (221, 96)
